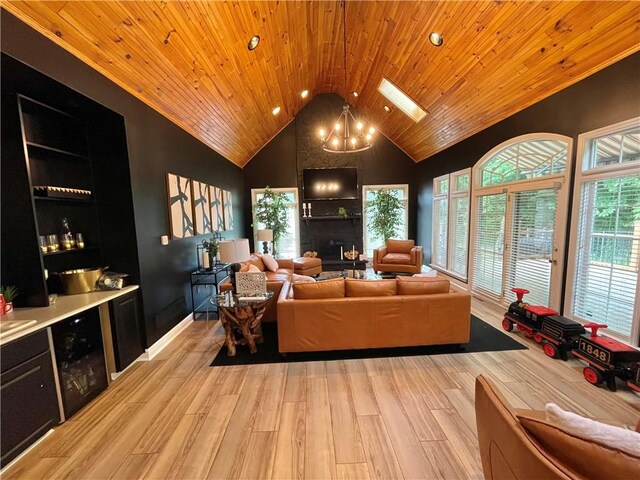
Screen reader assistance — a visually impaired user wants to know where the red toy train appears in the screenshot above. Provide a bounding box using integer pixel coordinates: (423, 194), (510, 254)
(572, 322), (640, 392)
(503, 288), (640, 392)
(502, 288), (585, 360)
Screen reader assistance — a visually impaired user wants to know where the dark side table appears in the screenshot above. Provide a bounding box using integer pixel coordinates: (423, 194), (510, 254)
(190, 263), (230, 319)
(214, 291), (274, 356)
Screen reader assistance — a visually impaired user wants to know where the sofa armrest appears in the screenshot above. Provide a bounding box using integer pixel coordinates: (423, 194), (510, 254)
(374, 246), (388, 264)
(276, 258), (294, 270)
(410, 246), (423, 266)
(276, 281), (296, 353)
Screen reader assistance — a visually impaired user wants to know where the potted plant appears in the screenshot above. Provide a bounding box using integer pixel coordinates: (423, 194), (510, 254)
(1, 285), (19, 314)
(253, 186), (290, 255)
(337, 206), (348, 219)
(202, 236), (220, 268)
(366, 189), (403, 244)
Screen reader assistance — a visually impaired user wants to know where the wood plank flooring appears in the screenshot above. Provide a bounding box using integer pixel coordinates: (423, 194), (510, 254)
(4, 298), (639, 480)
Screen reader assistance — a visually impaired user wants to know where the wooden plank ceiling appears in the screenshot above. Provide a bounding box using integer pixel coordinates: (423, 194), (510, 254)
(3, 1), (639, 167)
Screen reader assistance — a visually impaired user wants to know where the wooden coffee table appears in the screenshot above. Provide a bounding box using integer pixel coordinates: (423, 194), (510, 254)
(214, 291), (274, 356)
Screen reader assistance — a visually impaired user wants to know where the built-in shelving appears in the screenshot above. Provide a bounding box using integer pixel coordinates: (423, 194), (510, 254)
(26, 141), (88, 160)
(34, 196), (93, 204)
(42, 246), (99, 257)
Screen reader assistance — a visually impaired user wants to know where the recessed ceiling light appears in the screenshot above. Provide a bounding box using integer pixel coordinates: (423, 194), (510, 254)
(378, 77), (427, 123)
(272, 106), (281, 115)
(352, 91), (359, 97)
(429, 32), (443, 47)
(248, 35), (260, 51)
(384, 105), (391, 112)
(301, 89), (309, 98)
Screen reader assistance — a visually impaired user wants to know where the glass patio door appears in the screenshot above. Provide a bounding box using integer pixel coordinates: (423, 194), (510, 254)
(472, 186), (561, 308)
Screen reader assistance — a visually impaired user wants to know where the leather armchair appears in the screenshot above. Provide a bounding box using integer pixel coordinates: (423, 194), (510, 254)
(373, 239), (423, 274)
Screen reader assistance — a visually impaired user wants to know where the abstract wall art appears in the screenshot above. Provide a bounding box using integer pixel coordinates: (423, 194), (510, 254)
(210, 185), (225, 231)
(167, 173), (194, 239)
(192, 180), (212, 235)
(223, 189), (234, 231)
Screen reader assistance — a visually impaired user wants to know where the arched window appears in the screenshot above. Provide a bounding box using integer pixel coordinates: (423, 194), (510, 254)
(476, 135), (569, 188)
(470, 134), (573, 310)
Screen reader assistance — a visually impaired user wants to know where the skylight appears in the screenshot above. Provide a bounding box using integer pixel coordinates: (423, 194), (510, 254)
(377, 78), (427, 123)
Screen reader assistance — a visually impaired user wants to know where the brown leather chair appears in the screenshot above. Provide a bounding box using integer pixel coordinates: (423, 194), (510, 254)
(373, 239), (423, 274)
(475, 375), (640, 480)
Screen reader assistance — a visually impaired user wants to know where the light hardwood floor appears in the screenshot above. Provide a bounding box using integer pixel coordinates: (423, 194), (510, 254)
(4, 297), (639, 480)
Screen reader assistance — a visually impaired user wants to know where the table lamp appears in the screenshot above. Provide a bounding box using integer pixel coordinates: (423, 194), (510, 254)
(218, 239), (251, 293)
(256, 229), (273, 254)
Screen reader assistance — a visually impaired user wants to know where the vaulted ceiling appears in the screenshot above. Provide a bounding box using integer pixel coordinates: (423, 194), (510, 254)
(3, 1), (639, 167)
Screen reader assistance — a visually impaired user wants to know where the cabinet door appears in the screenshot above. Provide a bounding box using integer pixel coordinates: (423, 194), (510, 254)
(110, 291), (144, 371)
(1, 349), (60, 467)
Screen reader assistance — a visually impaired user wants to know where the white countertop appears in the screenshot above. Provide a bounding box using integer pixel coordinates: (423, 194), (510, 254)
(0, 285), (139, 346)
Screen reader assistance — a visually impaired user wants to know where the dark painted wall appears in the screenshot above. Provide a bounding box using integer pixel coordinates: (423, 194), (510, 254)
(416, 53), (640, 267)
(1, 12), (245, 346)
(244, 93), (417, 253)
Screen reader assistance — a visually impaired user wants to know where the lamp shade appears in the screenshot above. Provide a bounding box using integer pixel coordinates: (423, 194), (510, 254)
(257, 229), (273, 242)
(218, 238), (251, 264)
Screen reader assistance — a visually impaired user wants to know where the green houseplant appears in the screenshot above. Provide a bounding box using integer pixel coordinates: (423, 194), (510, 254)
(202, 236), (219, 267)
(253, 187), (290, 255)
(366, 189), (403, 244)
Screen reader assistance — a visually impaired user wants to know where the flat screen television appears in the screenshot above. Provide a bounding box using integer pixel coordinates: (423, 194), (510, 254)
(303, 167), (358, 200)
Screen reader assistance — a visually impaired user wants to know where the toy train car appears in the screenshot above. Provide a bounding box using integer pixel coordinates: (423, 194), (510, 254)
(502, 288), (585, 360)
(572, 323), (640, 391)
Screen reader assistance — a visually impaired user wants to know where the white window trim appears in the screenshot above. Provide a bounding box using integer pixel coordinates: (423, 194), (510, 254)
(468, 133), (573, 311)
(431, 169), (471, 282)
(362, 184), (409, 257)
(251, 187), (300, 258)
(563, 117), (640, 346)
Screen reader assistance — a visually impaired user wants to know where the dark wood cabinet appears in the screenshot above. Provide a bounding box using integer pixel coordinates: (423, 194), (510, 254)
(0, 330), (60, 468)
(110, 291), (144, 371)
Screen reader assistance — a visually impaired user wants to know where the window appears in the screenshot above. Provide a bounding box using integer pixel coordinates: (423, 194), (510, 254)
(566, 119), (640, 344)
(251, 188), (300, 258)
(470, 134), (572, 310)
(362, 185), (409, 258)
(431, 169), (470, 280)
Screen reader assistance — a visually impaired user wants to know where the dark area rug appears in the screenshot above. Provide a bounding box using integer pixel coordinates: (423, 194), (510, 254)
(211, 314), (526, 367)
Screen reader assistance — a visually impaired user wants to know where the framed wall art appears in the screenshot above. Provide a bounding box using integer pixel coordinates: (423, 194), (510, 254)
(167, 173), (194, 239)
(223, 189), (234, 231)
(192, 180), (212, 235)
(209, 185), (225, 231)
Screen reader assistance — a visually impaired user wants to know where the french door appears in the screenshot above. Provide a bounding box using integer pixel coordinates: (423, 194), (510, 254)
(471, 183), (565, 309)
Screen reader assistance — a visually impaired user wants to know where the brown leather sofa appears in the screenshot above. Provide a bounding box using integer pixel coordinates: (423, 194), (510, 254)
(277, 277), (470, 353)
(373, 239), (423, 274)
(475, 375), (640, 480)
(219, 254), (293, 322)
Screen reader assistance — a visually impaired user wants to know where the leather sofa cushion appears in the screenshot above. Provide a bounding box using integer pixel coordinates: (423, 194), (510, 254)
(345, 279), (397, 297)
(294, 257), (322, 268)
(387, 239), (415, 254)
(518, 413), (640, 480)
(293, 278), (345, 299)
(247, 254), (266, 271)
(265, 272), (290, 282)
(382, 253), (412, 264)
(397, 276), (450, 295)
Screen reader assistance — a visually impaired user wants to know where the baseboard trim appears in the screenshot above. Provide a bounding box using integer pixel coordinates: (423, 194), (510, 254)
(140, 313), (194, 361)
(0, 429), (54, 475)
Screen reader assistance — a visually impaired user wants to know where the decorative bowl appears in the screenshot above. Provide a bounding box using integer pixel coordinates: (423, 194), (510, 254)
(344, 250), (359, 260)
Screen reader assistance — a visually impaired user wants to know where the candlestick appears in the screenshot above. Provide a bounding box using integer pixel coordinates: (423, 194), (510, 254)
(302, 203), (307, 218)
(308, 203), (312, 217)
(340, 246), (343, 259)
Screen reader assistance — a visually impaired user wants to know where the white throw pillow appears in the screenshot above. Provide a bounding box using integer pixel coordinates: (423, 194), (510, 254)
(545, 403), (640, 456)
(292, 273), (316, 283)
(261, 254), (279, 272)
(248, 264), (261, 273)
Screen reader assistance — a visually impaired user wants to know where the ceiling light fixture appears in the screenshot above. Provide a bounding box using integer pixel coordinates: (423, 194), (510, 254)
(384, 105), (391, 112)
(378, 77), (427, 122)
(248, 35), (260, 51)
(301, 89), (309, 98)
(319, 1), (374, 153)
(429, 32), (443, 47)
(272, 106), (281, 115)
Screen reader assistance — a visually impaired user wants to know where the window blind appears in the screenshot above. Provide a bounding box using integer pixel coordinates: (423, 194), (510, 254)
(504, 189), (557, 306)
(573, 175), (640, 339)
(448, 195), (469, 278)
(472, 193), (507, 298)
(432, 197), (448, 268)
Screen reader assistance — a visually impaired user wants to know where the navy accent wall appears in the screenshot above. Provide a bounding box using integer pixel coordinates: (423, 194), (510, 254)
(416, 53), (640, 268)
(1, 12), (245, 346)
